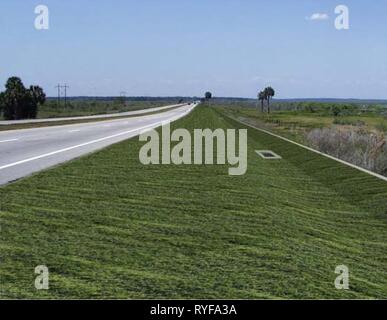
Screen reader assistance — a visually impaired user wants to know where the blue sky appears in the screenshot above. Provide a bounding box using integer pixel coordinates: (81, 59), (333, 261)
(0, 0), (386, 98)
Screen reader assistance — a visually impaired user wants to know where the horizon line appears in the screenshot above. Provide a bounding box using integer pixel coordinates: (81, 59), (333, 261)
(46, 96), (387, 101)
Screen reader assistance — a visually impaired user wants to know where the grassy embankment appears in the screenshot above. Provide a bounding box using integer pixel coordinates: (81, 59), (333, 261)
(0, 105), (386, 299)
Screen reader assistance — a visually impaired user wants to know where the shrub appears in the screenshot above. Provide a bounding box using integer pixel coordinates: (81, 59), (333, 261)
(375, 122), (387, 132)
(333, 118), (366, 126)
(306, 127), (387, 176)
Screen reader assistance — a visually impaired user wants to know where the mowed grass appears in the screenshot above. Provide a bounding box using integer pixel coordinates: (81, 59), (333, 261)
(0, 106), (386, 299)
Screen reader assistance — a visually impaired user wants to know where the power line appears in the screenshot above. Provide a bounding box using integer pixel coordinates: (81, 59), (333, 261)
(55, 84), (61, 106)
(63, 84), (69, 108)
(120, 91), (127, 106)
(54, 84), (70, 108)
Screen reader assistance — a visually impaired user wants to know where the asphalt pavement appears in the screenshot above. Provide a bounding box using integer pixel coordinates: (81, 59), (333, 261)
(0, 103), (197, 185)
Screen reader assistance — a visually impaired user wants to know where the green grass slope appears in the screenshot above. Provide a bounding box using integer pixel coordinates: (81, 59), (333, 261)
(0, 106), (386, 299)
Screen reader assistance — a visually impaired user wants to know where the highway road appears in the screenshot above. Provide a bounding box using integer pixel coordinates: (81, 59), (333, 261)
(0, 103), (198, 185)
(0, 103), (186, 125)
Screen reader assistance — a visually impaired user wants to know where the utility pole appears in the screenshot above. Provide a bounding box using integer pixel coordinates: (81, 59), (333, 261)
(55, 84), (61, 107)
(120, 91), (127, 105)
(54, 84), (69, 108)
(120, 91), (127, 99)
(63, 84), (69, 109)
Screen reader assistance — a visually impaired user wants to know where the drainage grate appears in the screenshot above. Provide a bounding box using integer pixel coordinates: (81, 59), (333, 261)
(255, 150), (282, 160)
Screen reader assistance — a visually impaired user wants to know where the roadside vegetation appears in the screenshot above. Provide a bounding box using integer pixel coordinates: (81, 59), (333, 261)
(0, 77), (46, 120)
(217, 101), (387, 176)
(1, 105), (386, 299)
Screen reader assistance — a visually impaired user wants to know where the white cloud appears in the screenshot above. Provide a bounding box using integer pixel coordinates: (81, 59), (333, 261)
(306, 13), (329, 21)
(251, 76), (264, 82)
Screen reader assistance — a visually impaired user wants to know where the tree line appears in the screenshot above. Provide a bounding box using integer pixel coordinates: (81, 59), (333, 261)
(0, 77), (46, 120)
(257, 87), (275, 113)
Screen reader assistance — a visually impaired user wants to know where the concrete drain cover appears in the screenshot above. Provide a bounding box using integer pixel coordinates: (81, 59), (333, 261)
(255, 150), (282, 160)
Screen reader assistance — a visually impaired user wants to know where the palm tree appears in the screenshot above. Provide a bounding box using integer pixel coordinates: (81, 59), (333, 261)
(258, 91), (266, 113)
(264, 87), (275, 114)
(27, 86), (46, 119)
(0, 92), (4, 117)
(1, 77), (46, 120)
(29, 86), (46, 104)
(3, 77), (26, 120)
(205, 91), (212, 100)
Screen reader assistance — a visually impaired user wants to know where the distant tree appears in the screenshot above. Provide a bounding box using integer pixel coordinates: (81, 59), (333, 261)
(2, 77), (26, 120)
(1, 77), (46, 120)
(205, 91), (212, 100)
(258, 91), (266, 113)
(0, 92), (4, 117)
(331, 104), (341, 117)
(27, 85), (46, 119)
(305, 103), (315, 113)
(264, 87), (275, 114)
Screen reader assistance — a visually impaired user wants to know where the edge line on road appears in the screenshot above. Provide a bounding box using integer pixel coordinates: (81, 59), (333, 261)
(0, 139), (19, 143)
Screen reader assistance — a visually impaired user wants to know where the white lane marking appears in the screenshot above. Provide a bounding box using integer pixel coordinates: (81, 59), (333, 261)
(0, 139), (19, 143)
(0, 123), (158, 171)
(68, 129), (81, 133)
(0, 105), (197, 171)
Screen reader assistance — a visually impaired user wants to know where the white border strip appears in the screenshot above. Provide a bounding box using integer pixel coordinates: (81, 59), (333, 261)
(229, 116), (387, 182)
(255, 150), (282, 160)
